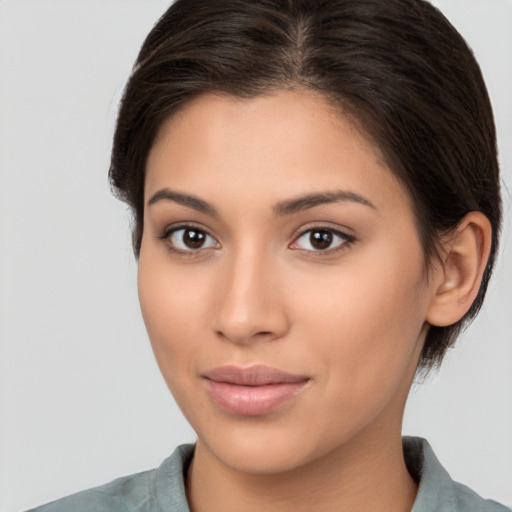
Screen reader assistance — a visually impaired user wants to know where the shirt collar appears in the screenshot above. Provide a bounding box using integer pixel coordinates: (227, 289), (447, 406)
(405, 436), (507, 512)
(154, 438), (507, 512)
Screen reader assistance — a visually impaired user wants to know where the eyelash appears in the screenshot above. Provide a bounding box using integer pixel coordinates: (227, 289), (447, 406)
(290, 226), (355, 256)
(157, 223), (219, 258)
(157, 223), (356, 258)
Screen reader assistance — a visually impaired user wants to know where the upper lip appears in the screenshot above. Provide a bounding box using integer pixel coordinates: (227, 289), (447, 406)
(202, 365), (310, 386)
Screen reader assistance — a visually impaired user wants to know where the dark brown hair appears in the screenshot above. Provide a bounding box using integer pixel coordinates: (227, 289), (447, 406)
(109, 0), (501, 371)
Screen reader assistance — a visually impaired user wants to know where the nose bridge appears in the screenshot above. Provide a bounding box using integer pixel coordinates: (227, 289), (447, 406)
(213, 242), (288, 344)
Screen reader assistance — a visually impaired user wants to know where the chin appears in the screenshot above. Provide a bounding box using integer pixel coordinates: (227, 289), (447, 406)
(192, 409), (364, 477)
(200, 432), (318, 475)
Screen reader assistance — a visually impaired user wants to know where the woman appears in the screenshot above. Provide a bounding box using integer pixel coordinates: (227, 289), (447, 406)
(28, 0), (509, 510)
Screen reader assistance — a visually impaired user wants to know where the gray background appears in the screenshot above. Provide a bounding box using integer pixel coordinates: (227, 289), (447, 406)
(0, 1), (511, 510)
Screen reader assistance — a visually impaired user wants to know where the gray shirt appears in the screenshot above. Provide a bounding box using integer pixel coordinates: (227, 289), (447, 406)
(28, 437), (509, 511)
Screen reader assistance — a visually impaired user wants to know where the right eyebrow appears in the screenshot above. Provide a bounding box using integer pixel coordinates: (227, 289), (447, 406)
(147, 188), (219, 218)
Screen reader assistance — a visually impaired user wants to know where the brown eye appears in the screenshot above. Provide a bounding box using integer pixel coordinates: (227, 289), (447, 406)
(310, 230), (333, 250)
(291, 227), (353, 253)
(183, 228), (207, 248)
(167, 227), (219, 251)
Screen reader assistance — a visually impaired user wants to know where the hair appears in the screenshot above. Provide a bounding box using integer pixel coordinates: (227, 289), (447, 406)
(109, 0), (501, 372)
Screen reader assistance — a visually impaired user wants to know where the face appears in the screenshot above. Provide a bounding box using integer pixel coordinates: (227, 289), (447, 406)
(138, 90), (436, 475)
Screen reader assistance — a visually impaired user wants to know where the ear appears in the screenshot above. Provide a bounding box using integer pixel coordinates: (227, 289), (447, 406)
(426, 211), (492, 327)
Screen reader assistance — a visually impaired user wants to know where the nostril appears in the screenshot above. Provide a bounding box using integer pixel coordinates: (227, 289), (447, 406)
(215, 329), (279, 345)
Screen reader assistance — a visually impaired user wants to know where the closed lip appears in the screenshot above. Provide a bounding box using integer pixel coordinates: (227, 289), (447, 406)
(201, 365), (311, 416)
(202, 364), (310, 386)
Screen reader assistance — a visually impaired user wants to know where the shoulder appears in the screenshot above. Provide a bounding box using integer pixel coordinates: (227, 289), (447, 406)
(26, 444), (194, 512)
(404, 437), (510, 512)
(26, 470), (155, 512)
(449, 480), (510, 512)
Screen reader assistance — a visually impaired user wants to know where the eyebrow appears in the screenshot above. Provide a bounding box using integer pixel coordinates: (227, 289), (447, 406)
(147, 188), (376, 217)
(147, 188), (219, 217)
(273, 190), (376, 216)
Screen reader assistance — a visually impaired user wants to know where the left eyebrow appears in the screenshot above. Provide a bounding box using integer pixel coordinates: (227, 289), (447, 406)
(273, 190), (377, 216)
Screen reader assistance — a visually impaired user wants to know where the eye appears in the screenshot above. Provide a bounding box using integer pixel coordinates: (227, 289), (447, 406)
(161, 225), (219, 252)
(290, 228), (354, 253)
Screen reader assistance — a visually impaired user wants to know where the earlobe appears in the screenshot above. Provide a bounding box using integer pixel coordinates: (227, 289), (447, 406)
(426, 212), (492, 327)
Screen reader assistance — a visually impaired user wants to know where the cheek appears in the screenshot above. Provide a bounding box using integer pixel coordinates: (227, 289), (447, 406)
(137, 250), (208, 386)
(290, 242), (428, 398)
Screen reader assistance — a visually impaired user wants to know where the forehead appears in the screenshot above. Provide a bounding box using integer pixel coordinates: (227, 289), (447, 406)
(145, 90), (410, 216)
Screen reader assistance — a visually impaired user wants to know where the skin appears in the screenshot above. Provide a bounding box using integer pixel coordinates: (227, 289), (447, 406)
(137, 90), (491, 512)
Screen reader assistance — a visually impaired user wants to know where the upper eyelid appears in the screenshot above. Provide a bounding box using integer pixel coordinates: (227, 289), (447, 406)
(292, 223), (354, 240)
(159, 223), (219, 245)
(291, 227), (353, 244)
(161, 222), (215, 237)
(297, 226), (349, 236)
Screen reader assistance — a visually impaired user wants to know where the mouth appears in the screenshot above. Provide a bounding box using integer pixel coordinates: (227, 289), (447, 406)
(202, 365), (310, 416)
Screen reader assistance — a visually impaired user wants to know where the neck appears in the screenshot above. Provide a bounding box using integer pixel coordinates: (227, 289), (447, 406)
(186, 422), (417, 512)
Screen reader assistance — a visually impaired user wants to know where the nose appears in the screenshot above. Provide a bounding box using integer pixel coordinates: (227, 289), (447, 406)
(212, 248), (290, 345)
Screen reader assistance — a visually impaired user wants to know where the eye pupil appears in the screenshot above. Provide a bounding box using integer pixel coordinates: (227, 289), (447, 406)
(184, 229), (206, 248)
(310, 230), (333, 250)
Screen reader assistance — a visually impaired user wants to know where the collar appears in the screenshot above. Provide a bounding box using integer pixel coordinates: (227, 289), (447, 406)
(153, 437), (508, 512)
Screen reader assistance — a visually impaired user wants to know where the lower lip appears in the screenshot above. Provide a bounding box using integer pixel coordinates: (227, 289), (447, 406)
(205, 380), (309, 416)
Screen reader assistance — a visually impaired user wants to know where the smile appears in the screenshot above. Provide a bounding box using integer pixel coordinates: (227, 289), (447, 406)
(202, 365), (310, 416)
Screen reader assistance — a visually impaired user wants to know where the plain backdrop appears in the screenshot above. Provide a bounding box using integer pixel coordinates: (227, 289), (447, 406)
(0, 1), (511, 510)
